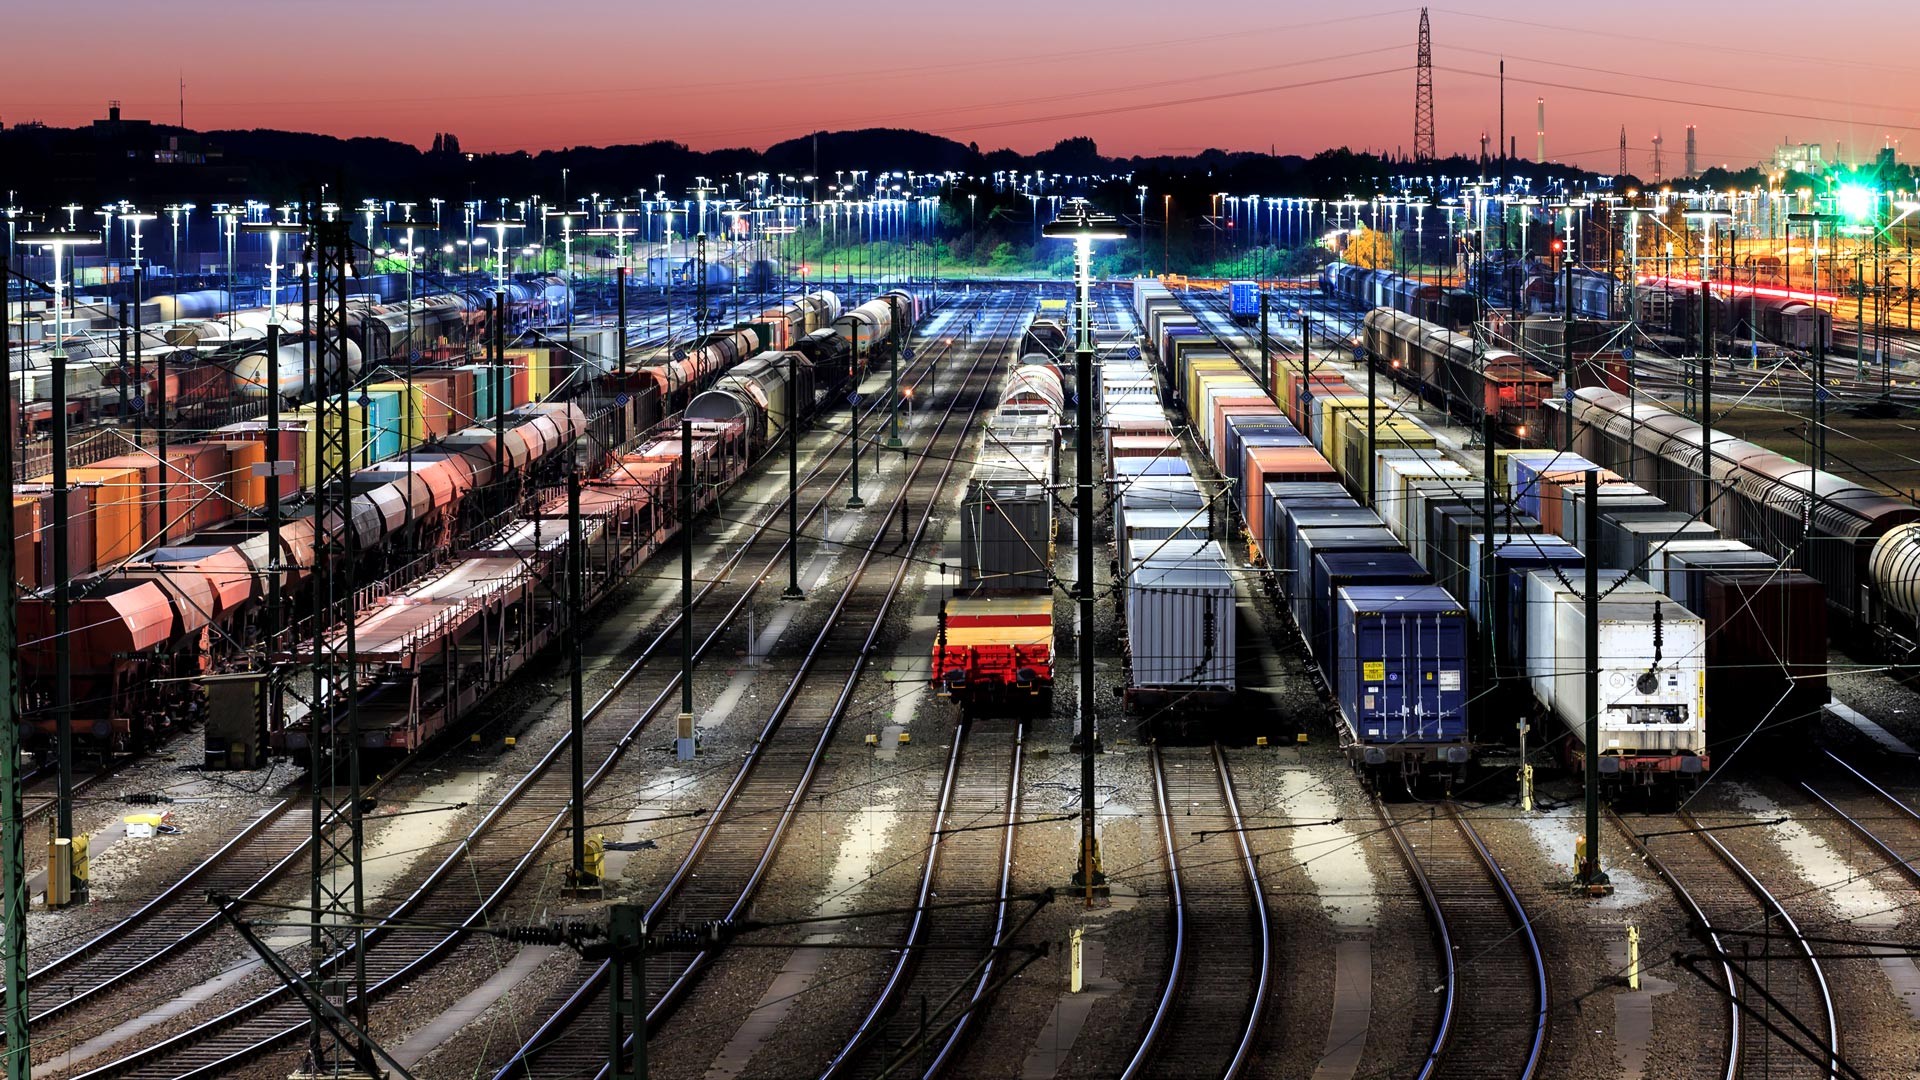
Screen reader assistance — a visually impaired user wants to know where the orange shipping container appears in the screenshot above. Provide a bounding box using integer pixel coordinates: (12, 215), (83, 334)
(221, 439), (269, 509)
(411, 375), (458, 438)
(1243, 446), (1338, 542)
(71, 467), (146, 565)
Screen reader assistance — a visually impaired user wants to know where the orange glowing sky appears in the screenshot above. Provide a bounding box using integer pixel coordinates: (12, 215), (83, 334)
(3, 0), (1916, 171)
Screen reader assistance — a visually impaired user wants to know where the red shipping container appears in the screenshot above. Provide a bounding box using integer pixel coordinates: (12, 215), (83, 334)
(440, 368), (478, 429)
(13, 497), (40, 590)
(32, 487), (95, 580)
(172, 443), (235, 532)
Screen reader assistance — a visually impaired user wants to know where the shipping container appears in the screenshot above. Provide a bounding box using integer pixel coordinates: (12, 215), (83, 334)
(1303, 550), (1431, 674)
(1257, 483), (1354, 569)
(1334, 585), (1471, 753)
(1228, 281), (1261, 320)
(1122, 538), (1237, 691)
(960, 480), (1053, 591)
(1524, 571), (1708, 775)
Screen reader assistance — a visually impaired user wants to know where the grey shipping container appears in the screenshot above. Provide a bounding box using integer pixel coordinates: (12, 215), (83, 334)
(1123, 538), (1237, 691)
(961, 480), (1053, 591)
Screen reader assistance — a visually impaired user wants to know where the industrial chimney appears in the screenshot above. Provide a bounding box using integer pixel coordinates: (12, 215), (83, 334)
(1685, 125), (1698, 177)
(1536, 98), (1546, 162)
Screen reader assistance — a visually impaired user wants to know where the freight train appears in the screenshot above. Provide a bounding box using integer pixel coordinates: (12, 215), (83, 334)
(274, 414), (751, 759)
(9, 275), (573, 441)
(18, 394), (619, 759)
(935, 330), (1063, 713)
(1136, 279), (1833, 791)
(1640, 276), (1835, 352)
(629, 291), (842, 412)
(20, 285), (920, 762)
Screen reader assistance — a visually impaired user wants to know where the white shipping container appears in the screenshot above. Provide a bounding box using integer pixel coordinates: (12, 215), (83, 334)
(1377, 458), (1469, 540)
(1645, 539), (1757, 597)
(1527, 572), (1707, 757)
(1124, 538), (1237, 689)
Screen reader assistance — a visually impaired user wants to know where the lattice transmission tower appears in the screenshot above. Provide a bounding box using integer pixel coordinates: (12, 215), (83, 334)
(1413, 8), (1435, 162)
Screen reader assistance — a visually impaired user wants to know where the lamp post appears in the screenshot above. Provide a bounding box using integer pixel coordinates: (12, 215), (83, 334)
(478, 218), (523, 293)
(545, 208), (586, 340)
(21, 231), (98, 896)
(589, 218), (639, 375)
(1043, 201), (1125, 909)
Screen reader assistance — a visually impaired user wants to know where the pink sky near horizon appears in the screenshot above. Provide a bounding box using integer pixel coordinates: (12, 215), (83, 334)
(2, 0), (1915, 172)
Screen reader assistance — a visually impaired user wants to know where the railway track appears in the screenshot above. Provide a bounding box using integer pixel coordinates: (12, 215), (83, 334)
(485, 295), (1029, 1079)
(817, 720), (1028, 1080)
(1378, 798), (1545, 1080)
(1121, 744), (1269, 1080)
(1612, 806), (1839, 1080)
(49, 294), (1001, 1080)
(1803, 749), (1920, 897)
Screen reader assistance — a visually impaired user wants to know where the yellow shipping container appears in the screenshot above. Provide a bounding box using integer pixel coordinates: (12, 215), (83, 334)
(506, 347), (550, 401)
(286, 400), (367, 487)
(1184, 360), (1244, 415)
(1312, 394), (1369, 464)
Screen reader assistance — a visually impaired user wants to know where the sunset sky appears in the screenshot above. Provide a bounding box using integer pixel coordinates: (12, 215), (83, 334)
(3, 0), (1914, 171)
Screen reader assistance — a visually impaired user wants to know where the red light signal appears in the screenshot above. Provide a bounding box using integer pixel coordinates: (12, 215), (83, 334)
(1550, 239), (1564, 253)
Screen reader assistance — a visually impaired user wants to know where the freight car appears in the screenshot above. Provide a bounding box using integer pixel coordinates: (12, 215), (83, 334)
(1136, 279), (1803, 791)
(1319, 262), (1483, 330)
(936, 317), (1061, 714)
(17, 395), (613, 758)
(1647, 277), (1834, 352)
(684, 350), (817, 455)
(284, 416), (751, 756)
(628, 289), (842, 410)
(1360, 308), (1553, 442)
(1553, 385), (1916, 631)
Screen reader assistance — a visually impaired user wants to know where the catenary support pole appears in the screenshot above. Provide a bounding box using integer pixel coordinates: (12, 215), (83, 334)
(677, 418), (696, 761)
(1258, 290), (1270, 394)
(785, 350), (804, 599)
(51, 285), (73, 864)
(1579, 467), (1608, 891)
(264, 322), (284, 755)
(1071, 238), (1103, 906)
(568, 461), (587, 885)
(617, 264), (628, 376)
(848, 323), (865, 509)
(1365, 345), (1377, 509)
(0, 246), (30, 1080)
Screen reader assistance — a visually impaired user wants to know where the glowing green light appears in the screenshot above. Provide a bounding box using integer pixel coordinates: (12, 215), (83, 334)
(1835, 182), (1877, 223)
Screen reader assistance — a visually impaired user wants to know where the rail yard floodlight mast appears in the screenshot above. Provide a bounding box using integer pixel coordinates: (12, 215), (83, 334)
(1042, 201), (1124, 908)
(302, 212), (379, 1079)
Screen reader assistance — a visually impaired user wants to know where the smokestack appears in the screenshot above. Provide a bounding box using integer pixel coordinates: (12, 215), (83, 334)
(1536, 98), (1546, 162)
(1685, 125), (1697, 177)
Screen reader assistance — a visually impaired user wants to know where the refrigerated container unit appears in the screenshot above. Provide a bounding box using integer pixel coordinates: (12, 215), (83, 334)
(1523, 571), (1708, 783)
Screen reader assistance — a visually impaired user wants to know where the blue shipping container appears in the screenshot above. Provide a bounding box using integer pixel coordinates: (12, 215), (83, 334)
(1228, 281), (1261, 319)
(362, 390), (402, 465)
(1304, 550), (1431, 674)
(1335, 585), (1471, 748)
